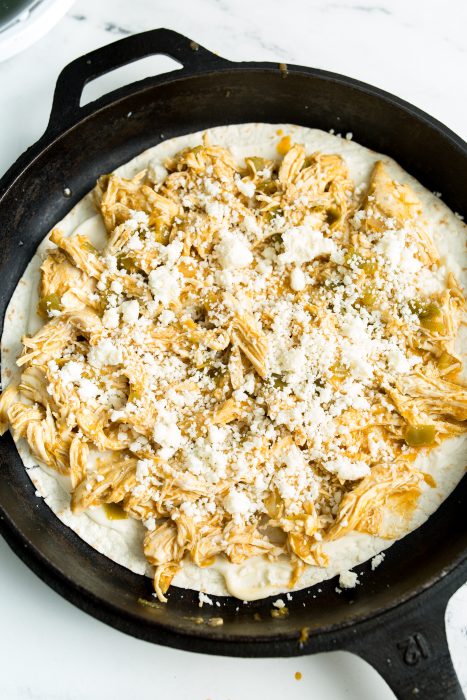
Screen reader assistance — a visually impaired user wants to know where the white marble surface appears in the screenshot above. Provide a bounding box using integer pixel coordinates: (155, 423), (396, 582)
(0, 1), (466, 698)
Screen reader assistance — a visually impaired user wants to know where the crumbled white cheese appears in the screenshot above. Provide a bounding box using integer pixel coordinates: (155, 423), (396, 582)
(340, 341), (374, 382)
(242, 373), (255, 395)
(199, 591), (213, 607)
(148, 266), (181, 305)
(371, 552), (385, 570)
(110, 279), (123, 294)
(237, 179), (255, 198)
(136, 459), (151, 482)
(88, 339), (123, 367)
(78, 378), (99, 401)
(149, 162), (168, 183)
(339, 314), (368, 343)
(223, 489), (254, 515)
(280, 225), (336, 264)
(386, 345), (413, 375)
(125, 210), (148, 231)
(127, 234), (144, 251)
(129, 434), (147, 451)
(60, 361), (82, 385)
(375, 228), (406, 268)
(282, 444), (307, 470)
(102, 307), (120, 329)
(180, 500), (199, 518)
(153, 411), (183, 457)
(272, 598), (285, 609)
(262, 246), (276, 261)
(120, 299), (139, 324)
(143, 516), (156, 531)
(158, 309), (176, 325)
(208, 425), (227, 444)
(243, 214), (261, 235)
(324, 456), (370, 481)
(215, 268), (234, 290)
(164, 239), (184, 265)
(216, 231), (253, 269)
(104, 255), (118, 273)
(339, 570), (359, 588)
(290, 267), (306, 291)
(205, 201), (225, 221)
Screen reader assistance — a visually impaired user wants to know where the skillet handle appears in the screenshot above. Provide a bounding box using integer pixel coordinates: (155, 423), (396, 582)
(47, 28), (229, 133)
(343, 582), (464, 700)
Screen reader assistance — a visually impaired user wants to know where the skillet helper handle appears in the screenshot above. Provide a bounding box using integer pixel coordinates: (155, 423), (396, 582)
(345, 584), (464, 700)
(47, 28), (229, 133)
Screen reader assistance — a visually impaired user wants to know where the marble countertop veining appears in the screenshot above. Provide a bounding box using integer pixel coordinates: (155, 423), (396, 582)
(0, 1), (466, 699)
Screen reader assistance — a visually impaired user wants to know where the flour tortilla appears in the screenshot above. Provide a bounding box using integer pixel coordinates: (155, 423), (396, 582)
(2, 123), (466, 600)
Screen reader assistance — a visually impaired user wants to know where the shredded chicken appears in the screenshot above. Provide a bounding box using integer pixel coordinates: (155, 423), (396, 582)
(1, 133), (465, 602)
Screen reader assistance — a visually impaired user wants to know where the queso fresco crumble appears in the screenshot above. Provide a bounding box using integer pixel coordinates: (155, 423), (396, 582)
(1, 134), (466, 601)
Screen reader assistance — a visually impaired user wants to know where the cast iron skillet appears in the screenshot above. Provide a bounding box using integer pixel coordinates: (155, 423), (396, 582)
(0, 28), (465, 700)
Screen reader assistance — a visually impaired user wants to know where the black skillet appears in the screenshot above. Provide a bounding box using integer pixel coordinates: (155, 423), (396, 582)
(0, 28), (465, 700)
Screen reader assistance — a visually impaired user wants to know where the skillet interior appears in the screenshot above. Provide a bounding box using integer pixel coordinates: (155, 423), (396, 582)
(0, 63), (466, 657)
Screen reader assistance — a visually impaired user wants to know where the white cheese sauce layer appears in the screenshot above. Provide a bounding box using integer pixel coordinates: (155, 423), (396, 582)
(1, 123), (466, 599)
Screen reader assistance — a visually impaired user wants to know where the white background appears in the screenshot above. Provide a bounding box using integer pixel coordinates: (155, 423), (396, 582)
(0, 1), (466, 698)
